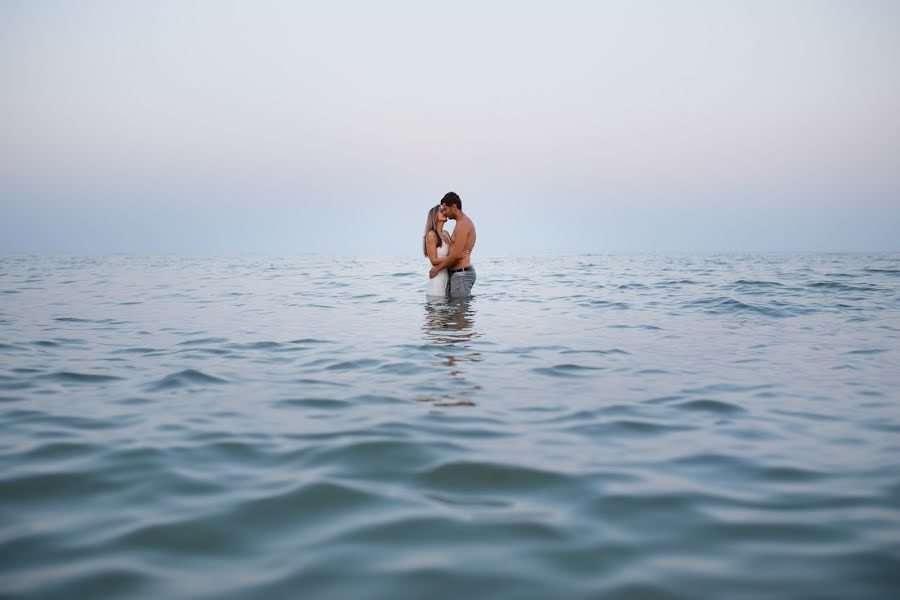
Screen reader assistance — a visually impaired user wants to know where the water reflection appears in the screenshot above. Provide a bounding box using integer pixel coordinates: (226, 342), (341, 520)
(419, 298), (482, 406)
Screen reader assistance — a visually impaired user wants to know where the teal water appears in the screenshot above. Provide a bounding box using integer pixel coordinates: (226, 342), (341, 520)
(1, 253), (899, 599)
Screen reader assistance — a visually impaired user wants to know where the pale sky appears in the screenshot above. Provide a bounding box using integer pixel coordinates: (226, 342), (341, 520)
(1, 0), (898, 254)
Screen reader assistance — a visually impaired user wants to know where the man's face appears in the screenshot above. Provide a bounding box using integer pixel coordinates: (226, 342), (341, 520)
(441, 203), (456, 219)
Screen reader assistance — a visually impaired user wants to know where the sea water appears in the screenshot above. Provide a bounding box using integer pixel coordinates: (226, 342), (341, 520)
(1, 253), (899, 599)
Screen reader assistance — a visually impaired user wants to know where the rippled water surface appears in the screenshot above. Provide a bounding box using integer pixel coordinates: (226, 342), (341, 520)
(2, 253), (899, 599)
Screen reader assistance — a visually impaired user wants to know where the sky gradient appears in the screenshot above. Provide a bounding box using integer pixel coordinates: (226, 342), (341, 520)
(1, 0), (898, 254)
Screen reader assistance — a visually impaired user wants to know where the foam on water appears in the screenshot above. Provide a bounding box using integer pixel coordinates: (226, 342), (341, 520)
(1, 253), (899, 599)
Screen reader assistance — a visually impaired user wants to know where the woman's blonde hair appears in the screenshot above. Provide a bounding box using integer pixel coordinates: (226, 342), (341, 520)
(423, 205), (444, 256)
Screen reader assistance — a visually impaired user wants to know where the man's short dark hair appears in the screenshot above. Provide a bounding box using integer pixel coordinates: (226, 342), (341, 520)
(440, 192), (462, 210)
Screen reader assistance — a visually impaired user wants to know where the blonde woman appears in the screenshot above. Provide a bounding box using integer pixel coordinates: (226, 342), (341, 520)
(423, 205), (452, 297)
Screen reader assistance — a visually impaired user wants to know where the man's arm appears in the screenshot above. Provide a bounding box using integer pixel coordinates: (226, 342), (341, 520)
(429, 222), (470, 278)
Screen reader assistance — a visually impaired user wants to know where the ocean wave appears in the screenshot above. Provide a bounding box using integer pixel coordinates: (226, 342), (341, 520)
(144, 369), (228, 391)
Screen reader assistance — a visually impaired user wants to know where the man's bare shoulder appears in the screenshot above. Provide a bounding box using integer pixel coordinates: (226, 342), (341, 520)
(457, 216), (475, 231)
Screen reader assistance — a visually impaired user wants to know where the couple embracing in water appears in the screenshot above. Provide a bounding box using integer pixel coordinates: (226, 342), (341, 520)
(423, 192), (477, 299)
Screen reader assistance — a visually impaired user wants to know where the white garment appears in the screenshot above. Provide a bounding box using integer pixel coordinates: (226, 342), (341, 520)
(426, 239), (449, 297)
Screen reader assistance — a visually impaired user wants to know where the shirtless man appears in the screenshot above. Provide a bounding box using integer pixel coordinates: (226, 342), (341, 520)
(429, 191), (477, 298)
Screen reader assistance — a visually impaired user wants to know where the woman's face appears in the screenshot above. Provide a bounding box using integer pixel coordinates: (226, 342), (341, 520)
(436, 206), (448, 223)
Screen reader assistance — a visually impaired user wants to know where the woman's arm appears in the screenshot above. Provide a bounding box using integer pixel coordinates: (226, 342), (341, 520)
(425, 231), (442, 266)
